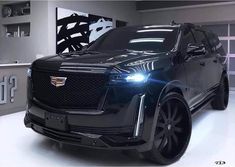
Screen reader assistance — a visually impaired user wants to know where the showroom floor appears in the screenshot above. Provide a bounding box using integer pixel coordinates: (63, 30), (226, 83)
(0, 93), (235, 167)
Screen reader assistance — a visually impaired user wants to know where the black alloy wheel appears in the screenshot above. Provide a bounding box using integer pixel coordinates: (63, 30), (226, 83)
(142, 92), (192, 165)
(223, 77), (229, 108)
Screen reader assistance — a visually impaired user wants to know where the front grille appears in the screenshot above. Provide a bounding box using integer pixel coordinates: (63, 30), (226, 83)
(32, 69), (108, 109)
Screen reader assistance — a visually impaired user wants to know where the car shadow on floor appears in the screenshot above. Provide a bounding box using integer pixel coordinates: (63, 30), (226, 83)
(191, 104), (225, 127)
(34, 137), (156, 166)
(32, 102), (228, 166)
(191, 105), (212, 126)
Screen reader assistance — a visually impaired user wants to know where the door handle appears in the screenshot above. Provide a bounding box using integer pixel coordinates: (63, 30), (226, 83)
(200, 62), (205, 66)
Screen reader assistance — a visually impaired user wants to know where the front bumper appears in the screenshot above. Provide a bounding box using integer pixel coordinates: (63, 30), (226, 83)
(24, 112), (152, 151)
(26, 72), (158, 151)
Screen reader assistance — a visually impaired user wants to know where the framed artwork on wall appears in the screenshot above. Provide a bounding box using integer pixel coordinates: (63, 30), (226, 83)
(56, 8), (89, 54)
(89, 14), (112, 43)
(56, 8), (113, 54)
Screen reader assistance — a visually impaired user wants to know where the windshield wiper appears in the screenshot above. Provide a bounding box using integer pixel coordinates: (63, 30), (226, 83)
(58, 50), (82, 57)
(58, 50), (100, 57)
(83, 50), (100, 54)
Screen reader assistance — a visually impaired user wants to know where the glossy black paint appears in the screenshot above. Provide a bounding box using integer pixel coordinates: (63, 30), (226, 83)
(25, 23), (227, 152)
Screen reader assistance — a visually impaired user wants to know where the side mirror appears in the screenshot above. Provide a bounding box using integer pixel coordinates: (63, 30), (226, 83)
(187, 43), (206, 56)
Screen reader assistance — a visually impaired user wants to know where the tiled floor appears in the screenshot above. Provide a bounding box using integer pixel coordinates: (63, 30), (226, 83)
(0, 93), (235, 167)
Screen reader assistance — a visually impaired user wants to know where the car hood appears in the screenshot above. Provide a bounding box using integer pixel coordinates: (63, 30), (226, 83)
(32, 50), (172, 74)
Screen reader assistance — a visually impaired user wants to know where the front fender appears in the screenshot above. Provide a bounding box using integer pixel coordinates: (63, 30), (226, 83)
(138, 80), (185, 152)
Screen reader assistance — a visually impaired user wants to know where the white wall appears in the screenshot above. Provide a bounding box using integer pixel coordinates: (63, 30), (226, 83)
(47, 1), (140, 55)
(0, 1), (140, 63)
(0, 1), (49, 63)
(0, 65), (29, 115)
(140, 2), (235, 25)
(3, 1), (235, 63)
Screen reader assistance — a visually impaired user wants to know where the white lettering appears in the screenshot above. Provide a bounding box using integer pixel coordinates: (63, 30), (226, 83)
(0, 76), (18, 105)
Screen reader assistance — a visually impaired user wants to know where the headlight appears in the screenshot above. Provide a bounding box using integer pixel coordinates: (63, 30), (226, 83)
(110, 73), (149, 84)
(27, 68), (32, 77)
(126, 73), (147, 82)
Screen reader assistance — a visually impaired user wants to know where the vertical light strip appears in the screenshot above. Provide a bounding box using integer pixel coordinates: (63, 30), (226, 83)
(228, 23), (230, 74)
(228, 24), (235, 90)
(134, 94), (145, 137)
(228, 23), (234, 90)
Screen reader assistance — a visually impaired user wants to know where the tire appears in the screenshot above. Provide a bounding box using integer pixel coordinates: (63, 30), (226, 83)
(211, 74), (229, 110)
(142, 92), (192, 165)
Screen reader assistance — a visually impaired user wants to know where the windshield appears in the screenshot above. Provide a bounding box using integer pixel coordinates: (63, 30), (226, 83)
(88, 26), (179, 52)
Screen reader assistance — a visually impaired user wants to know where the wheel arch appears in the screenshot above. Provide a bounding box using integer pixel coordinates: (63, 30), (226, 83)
(146, 80), (187, 147)
(221, 70), (229, 87)
(222, 70), (228, 78)
(159, 80), (185, 101)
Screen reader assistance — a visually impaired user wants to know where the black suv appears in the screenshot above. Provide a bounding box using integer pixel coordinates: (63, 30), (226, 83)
(24, 23), (229, 165)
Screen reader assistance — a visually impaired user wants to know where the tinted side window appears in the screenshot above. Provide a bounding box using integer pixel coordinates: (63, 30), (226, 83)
(206, 32), (226, 56)
(193, 30), (211, 53)
(180, 28), (195, 55)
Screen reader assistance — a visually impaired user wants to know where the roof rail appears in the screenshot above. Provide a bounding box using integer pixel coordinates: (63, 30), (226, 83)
(184, 23), (195, 28)
(170, 20), (179, 26)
